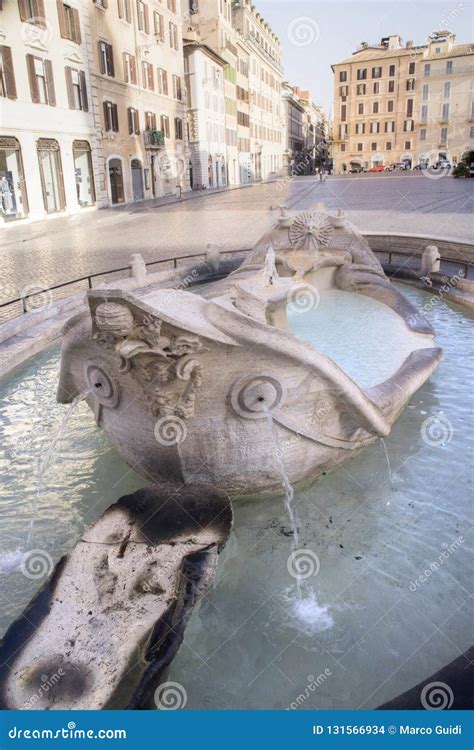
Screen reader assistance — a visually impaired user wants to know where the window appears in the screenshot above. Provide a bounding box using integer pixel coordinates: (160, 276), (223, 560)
(357, 143), (363, 151)
(355, 122), (365, 134)
(154, 10), (164, 40)
(441, 103), (449, 121)
(388, 80), (395, 93)
(0, 46), (17, 100)
(386, 142), (392, 150)
(387, 100), (394, 112)
(167, 0), (176, 11)
(338, 124), (347, 139)
(372, 66), (382, 78)
(420, 105), (428, 123)
(339, 71), (347, 82)
(469, 126), (474, 139)
(169, 22), (178, 50)
(440, 127), (448, 145)
(404, 141), (411, 150)
(404, 119), (414, 132)
(103, 100), (119, 131)
(127, 106), (140, 134)
(357, 68), (367, 80)
(157, 67), (168, 95)
(420, 129), (426, 141)
(73, 140), (95, 207)
(99, 41), (114, 76)
(26, 55), (55, 105)
(65, 67), (88, 110)
(160, 114), (170, 138)
(371, 142), (377, 151)
(373, 82), (380, 94)
(117, 0), (131, 21)
(446, 60), (453, 74)
(358, 103), (364, 115)
(370, 122), (380, 133)
(137, 1), (149, 33)
(18, 0), (46, 26)
(373, 101), (379, 114)
(356, 83), (366, 95)
(142, 61), (154, 90)
(145, 111), (156, 130)
(172, 74), (182, 100)
(0, 138), (28, 219)
(384, 121), (394, 133)
(37, 139), (65, 214)
(406, 98), (413, 117)
(424, 63), (430, 77)
(406, 78), (415, 90)
(443, 82), (451, 98)
(340, 144), (346, 152)
(123, 53), (137, 84)
(174, 117), (183, 140)
(408, 62), (415, 74)
(341, 104), (346, 121)
(57, 3), (81, 43)
(422, 84), (429, 101)
(339, 85), (348, 96)
(389, 64), (395, 77)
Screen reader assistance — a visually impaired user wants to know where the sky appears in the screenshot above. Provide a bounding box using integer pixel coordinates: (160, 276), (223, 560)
(254, 0), (474, 115)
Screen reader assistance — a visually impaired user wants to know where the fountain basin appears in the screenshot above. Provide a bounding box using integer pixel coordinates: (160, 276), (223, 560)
(57, 206), (442, 496)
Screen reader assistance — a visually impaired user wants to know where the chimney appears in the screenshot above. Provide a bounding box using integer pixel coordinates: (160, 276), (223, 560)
(406, 40), (413, 49)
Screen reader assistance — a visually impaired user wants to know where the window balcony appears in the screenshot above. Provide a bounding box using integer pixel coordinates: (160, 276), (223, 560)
(144, 129), (165, 148)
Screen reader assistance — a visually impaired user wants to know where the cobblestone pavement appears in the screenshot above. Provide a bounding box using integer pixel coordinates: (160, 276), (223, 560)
(0, 173), (472, 302)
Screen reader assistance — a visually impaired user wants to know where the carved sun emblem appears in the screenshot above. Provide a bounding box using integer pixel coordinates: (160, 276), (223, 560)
(289, 211), (334, 249)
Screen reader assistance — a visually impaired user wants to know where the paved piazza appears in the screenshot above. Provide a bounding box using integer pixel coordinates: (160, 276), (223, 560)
(0, 173), (472, 300)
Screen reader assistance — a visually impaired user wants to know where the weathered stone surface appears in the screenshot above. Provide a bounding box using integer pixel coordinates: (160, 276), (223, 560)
(0, 483), (232, 710)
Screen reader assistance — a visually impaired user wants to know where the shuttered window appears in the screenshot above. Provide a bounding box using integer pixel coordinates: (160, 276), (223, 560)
(157, 67), (168, 95)
(144, 111), (156, 130)
(123, 52), (137, 84)
(57, 2), (81, 44)
(137, 0), (148, 32)
(18, 0), (46, 26)
(0, 46), (17, 100)
(65, 66), (88, 111)
(153, 11), (164, 40)
(26, 54), (55, 105)
(174, 117), (182, 140)
(117, 0), (131, 21)
(160, 114), (169, 138)
(127, 107), (140, 134)
(98, 41), (114, 76)
(104, 101), (119, 131)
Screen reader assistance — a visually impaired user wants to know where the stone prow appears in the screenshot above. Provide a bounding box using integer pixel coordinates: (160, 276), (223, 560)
(0, 483), (233, 710)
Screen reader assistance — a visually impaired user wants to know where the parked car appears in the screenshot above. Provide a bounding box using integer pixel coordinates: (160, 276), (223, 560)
(368, 165), (385, 173)
(349, 165), (364, 173)
(433, 160), (452, 169)
(413, 163), (429, 170)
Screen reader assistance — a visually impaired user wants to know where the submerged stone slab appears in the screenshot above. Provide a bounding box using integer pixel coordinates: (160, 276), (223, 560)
(0, 483), (232, 710)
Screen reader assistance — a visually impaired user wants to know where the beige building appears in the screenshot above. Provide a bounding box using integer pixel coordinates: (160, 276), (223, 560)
(0, 0), (99, 222)
(89, 0), (189, 206)
(331, 31), (474, 173)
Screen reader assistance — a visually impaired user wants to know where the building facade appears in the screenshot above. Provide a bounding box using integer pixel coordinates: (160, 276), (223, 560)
(0, 0), (99, 223)
(183, 35), (227, 189)
(331, 31), (474, 173)
(89, 0), (190, 206)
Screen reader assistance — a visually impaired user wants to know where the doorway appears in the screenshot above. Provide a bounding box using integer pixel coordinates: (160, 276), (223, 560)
(109, 158), (124, 204)
(131, 158), (144, 201)
(37, 139), (65, 214)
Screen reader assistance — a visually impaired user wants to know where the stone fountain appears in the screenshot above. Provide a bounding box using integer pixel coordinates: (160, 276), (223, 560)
(57, 204), (442, 496)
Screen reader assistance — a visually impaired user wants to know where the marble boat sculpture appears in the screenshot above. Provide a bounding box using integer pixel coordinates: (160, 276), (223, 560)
(58, 205), (442, 496)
